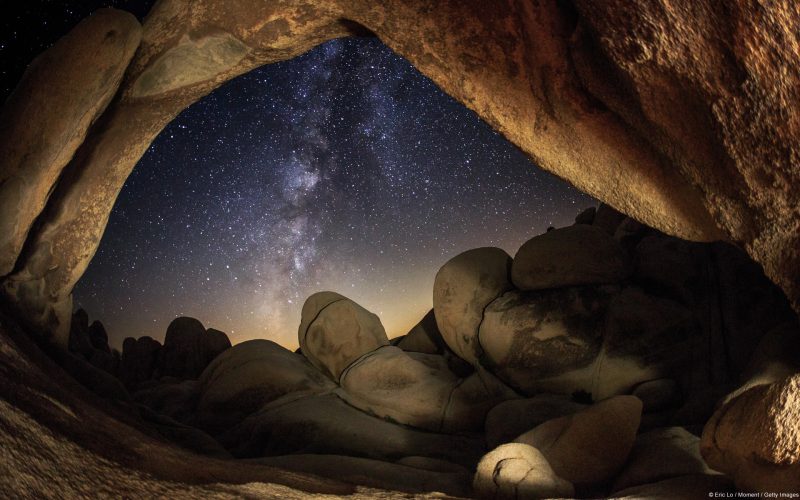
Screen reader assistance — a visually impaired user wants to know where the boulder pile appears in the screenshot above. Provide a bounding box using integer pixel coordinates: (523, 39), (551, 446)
(58, 203), (799, 497)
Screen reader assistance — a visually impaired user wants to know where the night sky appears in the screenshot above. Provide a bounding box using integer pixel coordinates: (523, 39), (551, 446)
(4, 4), (597, 349)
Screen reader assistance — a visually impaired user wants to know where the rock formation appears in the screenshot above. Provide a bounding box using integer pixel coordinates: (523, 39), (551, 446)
(158, 317), (232, 380)
(1, 0), (800, 496)
(0, 9), (142, 338)
(473, 443), (575, 499)
(511, 224), (630, 290)
(3, 0), (800, 350)
(38, 206), (797, 496)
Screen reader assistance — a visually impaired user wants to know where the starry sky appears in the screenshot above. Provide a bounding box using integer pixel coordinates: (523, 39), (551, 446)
(4, 3), (597, 349)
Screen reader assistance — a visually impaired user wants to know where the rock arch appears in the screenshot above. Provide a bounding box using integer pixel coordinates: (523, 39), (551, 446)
(0, 0), (798, 494)
(4, 0), (799, 344)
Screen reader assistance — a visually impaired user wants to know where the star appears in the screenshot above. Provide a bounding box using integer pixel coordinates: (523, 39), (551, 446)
(4, 3), (597, 350)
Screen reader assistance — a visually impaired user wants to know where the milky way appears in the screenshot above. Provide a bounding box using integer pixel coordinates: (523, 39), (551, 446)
(69, 37), (598, 348)
(13, 28), (596, 348)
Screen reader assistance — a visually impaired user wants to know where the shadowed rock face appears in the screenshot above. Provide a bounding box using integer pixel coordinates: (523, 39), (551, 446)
(0, 8), (142, 336)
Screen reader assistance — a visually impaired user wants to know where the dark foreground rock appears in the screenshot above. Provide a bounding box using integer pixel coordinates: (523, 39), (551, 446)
(220, 393), (485, 467)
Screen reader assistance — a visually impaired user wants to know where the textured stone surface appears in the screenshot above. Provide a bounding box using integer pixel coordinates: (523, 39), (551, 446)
(197, 339), (334, 433)
(701, 373), (800, 492)
(473, 443), (574, 500)
(515, 395), (642, 486)
(511, 225), (629, 290)
(299, 292), (389, 381)
(339, 346), (516, 432)
(3, 0), (800, 351)
(596, 287), (699, 399)
(250, 454), (471, 497)
(478, 287), (610, 395)
(613, 474), (734, 499)
(613, 427), (719, 492)
(484, 394), (586, 449)
(338, 346), (457, 431)
(0, 8), (141, 279)
(572, 0), (800, 316)
(0, 310), (382, 498)
(441, 366), (520, 433)
(433, 247), (512, 364)
(221, 393), (484, 467)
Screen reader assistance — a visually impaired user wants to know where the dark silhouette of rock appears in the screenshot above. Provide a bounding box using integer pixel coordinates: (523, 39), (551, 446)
(198, 339), (335, 433)
(66, 310), (119, 378)
(574, 206), (596, 225)
(203, 328), (231, 361)
(712, 241), (800, 375)
(88, 348), (120, 378)
(395, 309), (445, 354)
(512, 225), (630, 291)
(613, 427), (719, 492)
(485, 395), (587, 449)
(251, 454), (471, 497)
(136, 404), (230, 459)
(46, 345), (129, 401)
(158, 317), (231, 381)
(613, 217), (649, 251)
(68, 309), (93, 359)
(633, 234), (705, 305)
(119, 336), (162, 390)
(87, 320), (109, 352)
(221, 393), (485, 467)
(632, 379), (681, 413)
(592, 203), (627, 235)
(133, 379), (200, 424)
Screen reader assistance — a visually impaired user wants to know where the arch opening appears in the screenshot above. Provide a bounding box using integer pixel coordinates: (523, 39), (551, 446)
(73, 36), (597, 350)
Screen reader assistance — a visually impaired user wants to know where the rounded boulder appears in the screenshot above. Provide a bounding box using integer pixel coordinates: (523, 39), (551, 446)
(478, 287), (611, 395)
(198, 339), (335, 432)
(511, 225), (629, 291)
(298, 292), (389, 381)
(473, 443), (574, 499)
(515, 395), (642, 486)
(433, 247), (512, 365)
